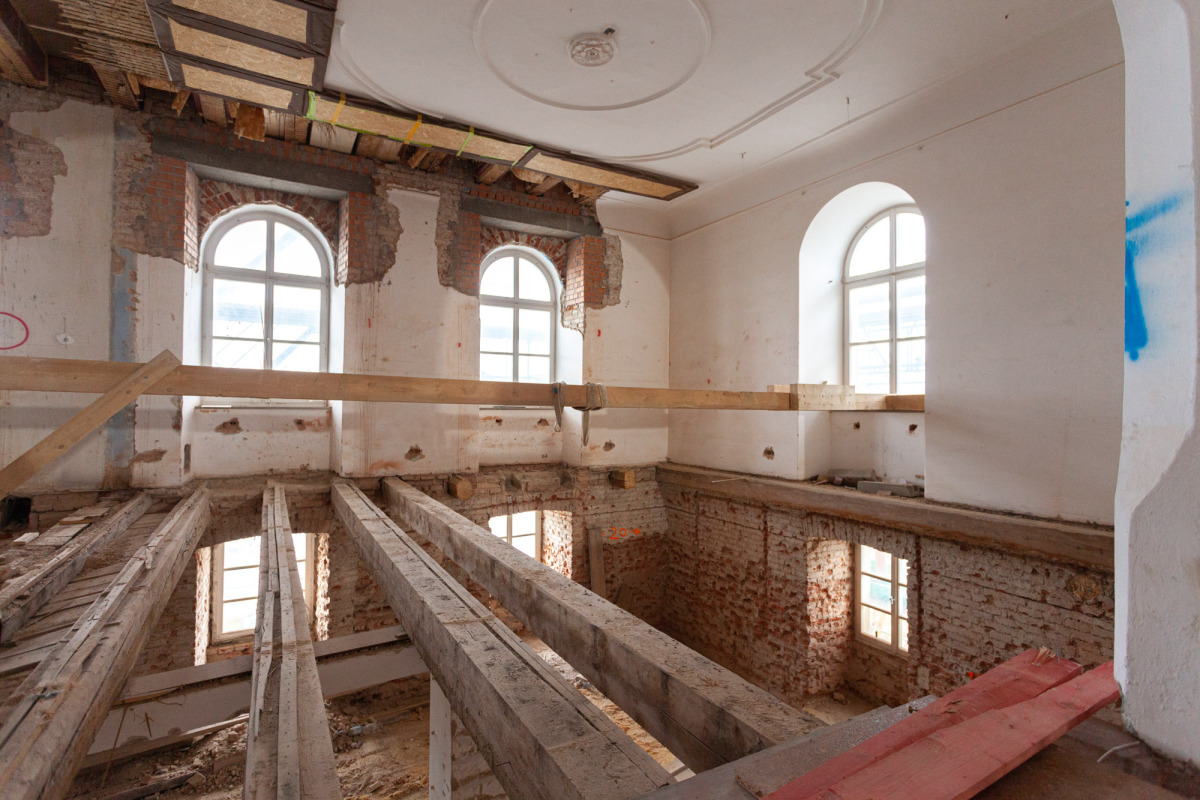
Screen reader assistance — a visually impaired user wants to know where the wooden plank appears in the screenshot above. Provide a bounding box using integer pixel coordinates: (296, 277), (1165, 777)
(0, 0), (47, 85)
(12, 531), (38, 546)
(768, 383), (856, 411)
(383, 478), (819, 772)
(245, 486), (341, 800)
(0, 490), (210, 800)
(0, 356), (809, 412)
(853, 393), (926, 412)
(477, 163), (509, 185)
(30, 523), (89, 548)
(658, 464), (1115, 569)
(0, 493), (152, 643)
(332, 483), (672, 800)
(822, 662), (1120, 800)
(765, 649), (1082, 800)
(0, 351), (180, 501)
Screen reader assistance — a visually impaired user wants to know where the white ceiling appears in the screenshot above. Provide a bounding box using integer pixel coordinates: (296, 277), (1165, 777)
(327, 1), (1110, 215)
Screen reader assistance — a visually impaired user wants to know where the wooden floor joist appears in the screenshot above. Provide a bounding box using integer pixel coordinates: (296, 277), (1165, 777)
(244, 486), (341, 800)
(0, 356), (921, 412)
(331, 482), (673, 800)
(0, 489), (210, 800)
(0, 492), (152, 643)
(382, 478), (819, 772)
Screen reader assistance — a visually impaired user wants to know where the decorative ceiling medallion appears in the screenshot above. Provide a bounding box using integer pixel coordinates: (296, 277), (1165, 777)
(570, 34), (615, 68)
(474, 0), (710, 111)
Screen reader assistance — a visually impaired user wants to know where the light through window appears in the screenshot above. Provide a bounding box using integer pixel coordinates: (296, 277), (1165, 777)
(488, 511), (542, 560)
(203, 210), (330, 374)
(844, 207), (925, 394)
(479, 250), (556, 384)
(212, 533), (313, 639)
(856, 544), (909, 654)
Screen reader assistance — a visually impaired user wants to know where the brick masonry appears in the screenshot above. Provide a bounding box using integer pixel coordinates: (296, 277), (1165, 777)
(196, 179), (340, 255)
(0, 85), (67, 238)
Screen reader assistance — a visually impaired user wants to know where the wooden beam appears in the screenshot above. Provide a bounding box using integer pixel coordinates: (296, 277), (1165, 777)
(608, 469), (636, 490)
(245, 487), (341, 800)
(331, 483), (672, 800)
(0, 356), (824, 412)
(446, 475), (474, 500)
(818, 662), (1119, 800)
(383, 478), (818, 771)
(0, 492), (152, 643)
(0, 490), (211, 800)
(564, 179), (608, 202)
(0, 0), (46, 86)
(510, 167), (546, 185)
(765, 649), (1083, 800)
(658, 463), (1115, 569)
(0, 350), (180, 502)
(477, 163), (509, 185)
(196, 92), (227, 125)
(309, 121), (356, 154)
(529, 175), (563, 196)
(170, 88), (191, 116)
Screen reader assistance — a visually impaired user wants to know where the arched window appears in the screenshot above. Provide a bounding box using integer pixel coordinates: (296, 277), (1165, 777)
(844, 206), (925, 394)
(478, 248), (557, 383)
(202, 208), (331, 373)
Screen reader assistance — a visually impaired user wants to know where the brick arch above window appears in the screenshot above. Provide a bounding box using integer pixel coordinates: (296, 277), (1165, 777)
(479, 227), (568, 282)
(197, 179), (339, 253)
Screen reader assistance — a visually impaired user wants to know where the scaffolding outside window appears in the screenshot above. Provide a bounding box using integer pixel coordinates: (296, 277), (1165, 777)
(479, 249), (557, 385)
(856, 543), (909, 655)
(201, 208), (332, 386)
(488, 510), (543, 561)
(844, 206), (926, 394)
(211, 533), (314, 640)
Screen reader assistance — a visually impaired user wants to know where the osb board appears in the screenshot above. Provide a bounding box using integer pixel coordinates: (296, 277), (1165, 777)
(523, 153), (682, 199)
(168, 18), (314, 84)
(57, 0), (169, 80)
(174, 0), (309, 42)
(180, 61), (297, 111)
(308, 95), (529, 163)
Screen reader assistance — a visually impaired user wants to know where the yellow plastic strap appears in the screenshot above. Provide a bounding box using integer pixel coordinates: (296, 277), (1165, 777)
(404, 114), (422, 143)
(330, 92), (346, 125)
(456, 126), (475, 156)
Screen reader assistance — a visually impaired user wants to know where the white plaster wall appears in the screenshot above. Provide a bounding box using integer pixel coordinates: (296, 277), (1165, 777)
(336, 188), (478, 476)
(829, 412), (925, 484)
(132, 254), (186, 487)
(1112, 0), (1200, 768)
(190, 405), (332, 477)
(0, 100), (115, 492)
(669, 17), (1124, 524)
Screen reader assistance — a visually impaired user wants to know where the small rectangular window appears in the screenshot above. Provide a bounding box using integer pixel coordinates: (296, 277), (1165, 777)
(212, 533), (314, 640)
(488, 511), (543, 562)
(856, 544), (909, 655)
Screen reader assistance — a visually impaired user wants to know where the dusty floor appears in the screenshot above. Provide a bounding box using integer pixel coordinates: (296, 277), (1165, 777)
(801, 686), (876, 725)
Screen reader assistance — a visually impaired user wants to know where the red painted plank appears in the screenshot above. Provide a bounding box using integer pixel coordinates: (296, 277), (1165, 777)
(822, 661), (1119, 800)
(768, 649), (1082, 800)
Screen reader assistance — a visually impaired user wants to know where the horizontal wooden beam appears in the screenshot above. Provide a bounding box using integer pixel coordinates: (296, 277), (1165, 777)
(0, 0), (46, 86)
(0, 357), (897, 412)
(657, 464), (1114, 569)
(0, 493), (152, 643)
(383, 478), (819, 772)
(331, 483), (671, 800)
(0, 490), (211, 800)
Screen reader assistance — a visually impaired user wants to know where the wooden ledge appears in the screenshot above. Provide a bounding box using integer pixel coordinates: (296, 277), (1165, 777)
(656, 464), (1113, 570)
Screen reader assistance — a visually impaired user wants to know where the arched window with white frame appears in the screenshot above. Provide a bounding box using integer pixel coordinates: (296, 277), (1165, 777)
(478, 248), (557, 384)
(202, 207), (332, 375)
(844, 206), (926, 394)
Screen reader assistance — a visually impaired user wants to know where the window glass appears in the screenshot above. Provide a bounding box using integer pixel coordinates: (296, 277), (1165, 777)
(518, 309), (551, 355)
(848, 218), (890, 277)
(896, 212), (926, 267)
(212, 280), (265, 340)
(273, 342), (321, 372)
(897, 340), (925, 394)
(273, 285), (322, 343)
(480, 305), (515, 353)
(274, 225), (322, 276)
(480, 256), (515, 297)
(518, 259), (552, 301)
(849, 342), (890, 394)
(487, 511), (543, 561)
(211, 339), (264, 370)
(480, 353), (514, 382)
(214, 220), (267, 270)
(478, 251), (557, 385)
(215, 532), (312, 638)
(857, 544), (910, 655)
(896, 275), (926, 339)
(848, 283), (890, 343)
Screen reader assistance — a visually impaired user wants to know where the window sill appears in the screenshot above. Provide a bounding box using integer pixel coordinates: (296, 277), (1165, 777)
(854, 632), (910, 658)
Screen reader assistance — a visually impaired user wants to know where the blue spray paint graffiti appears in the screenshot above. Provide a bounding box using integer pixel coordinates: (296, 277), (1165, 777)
(1124, 191), (1192, 360)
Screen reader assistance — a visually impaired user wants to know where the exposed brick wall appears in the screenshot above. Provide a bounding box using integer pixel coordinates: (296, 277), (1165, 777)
(194, 546), (211, 665)
(562, 235), (609, 334)
(805, 539), (853, 696)
(0, 85), (66, 238)
(469, 180), (580, 216)
(196, 178), (340, 255)
(133, 548), (201, 674)
(183, 166), (199, 270)
(541, 509), (574, 579)
(326, 522), (400, 636)
(447, 210), (482, 295)
(479, 227), (568, 279)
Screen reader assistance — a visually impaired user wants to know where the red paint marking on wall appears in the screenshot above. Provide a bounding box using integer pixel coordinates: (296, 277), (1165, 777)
(597, 329), (602, 336)
(0, 312), (30, 350)
(605, 527), (642, 542)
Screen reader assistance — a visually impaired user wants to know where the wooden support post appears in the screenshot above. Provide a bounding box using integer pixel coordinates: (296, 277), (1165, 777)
(446, 475), (474, 500)
(608, 468), (636, 489)
(382, 478), (818, 772)
(0, 492), (152, 643)
(0, 489), (211, 800)
(0, 0), (46, 86)
(0, 350), (180, 501)
(428, 679), (452, 800)
(331, 483), (671, 800)
(245, 487), (341, 800)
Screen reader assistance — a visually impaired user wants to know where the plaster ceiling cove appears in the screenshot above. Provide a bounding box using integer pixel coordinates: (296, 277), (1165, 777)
(326, 0), (1111, 197)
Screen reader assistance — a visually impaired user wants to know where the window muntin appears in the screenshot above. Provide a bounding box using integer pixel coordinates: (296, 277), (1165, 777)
(202, 209), (331, 376)
(856, 544), (909, 655)
(844, 207), (925, 394)
(488, 511), (543, 561)
(479, 250), (556, 384)
(212, 533), (314, 640)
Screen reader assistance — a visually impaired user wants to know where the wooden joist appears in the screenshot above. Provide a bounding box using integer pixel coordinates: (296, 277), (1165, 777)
(382, 478), (819, 772)
(765, 649), (1083, 799)
(0, 492), (152, 643)
(477, 163), (509, 185)
(0, 0), (46, 86)
(0, 490), (211, 800)
(245, 486), (341, 800)
(813, 662), (1119, 800)
(0, 350), (180, 501)
(331, 483), (672, 800)
(0, 356), (908, 413)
